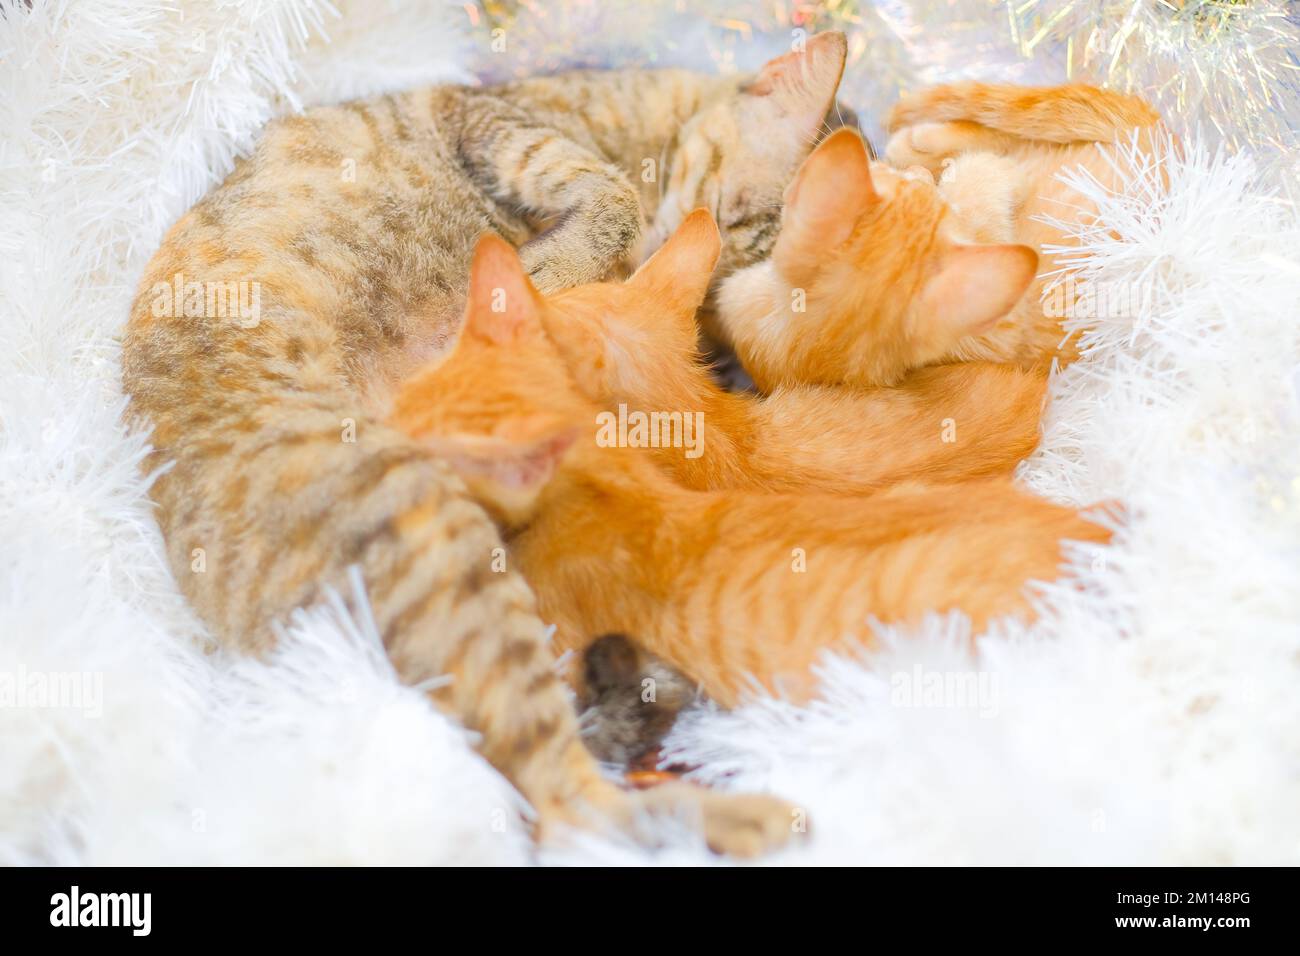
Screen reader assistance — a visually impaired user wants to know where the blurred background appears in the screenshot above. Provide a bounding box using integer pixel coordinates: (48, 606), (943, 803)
(458, 0), (1299, 164)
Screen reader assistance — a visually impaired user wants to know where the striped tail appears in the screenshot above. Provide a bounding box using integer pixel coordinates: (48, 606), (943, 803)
(122, 296), (631, 835)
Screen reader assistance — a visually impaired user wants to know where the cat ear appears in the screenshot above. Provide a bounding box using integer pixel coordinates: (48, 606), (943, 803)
(628, 208), (720, 318)
(745, 31), (848, 140)
(774, 128), (876, 278)
(424, 421), (576, 493)
(464, 233), (542, 344)
(919, 242), (1039, 337)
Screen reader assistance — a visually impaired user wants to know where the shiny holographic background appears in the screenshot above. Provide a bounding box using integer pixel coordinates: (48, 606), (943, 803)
(457, 1), (1298, 171)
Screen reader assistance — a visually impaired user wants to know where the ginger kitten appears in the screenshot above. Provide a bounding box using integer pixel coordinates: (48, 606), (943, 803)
(390, 227), (1111, 709)
(716, 83), (1161, 390)
(548, 210), (1049, 494)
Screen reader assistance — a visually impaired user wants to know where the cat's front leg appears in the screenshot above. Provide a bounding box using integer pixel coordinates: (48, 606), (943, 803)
(457, 93), (642, 293)
(517, 180), (641, 293)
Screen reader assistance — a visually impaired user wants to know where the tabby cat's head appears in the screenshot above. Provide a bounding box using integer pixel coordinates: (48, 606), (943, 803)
(716, 128), (1038, 390)
(647, 30), (851, 280)
(391, 216), (718, 527)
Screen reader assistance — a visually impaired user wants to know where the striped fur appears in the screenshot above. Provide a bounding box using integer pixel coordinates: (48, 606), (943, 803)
(390, 228), (1111, 710)
(120, 42), (854, 853)
(545, 213), (1048, 494)
(715, 83), (1163, 391)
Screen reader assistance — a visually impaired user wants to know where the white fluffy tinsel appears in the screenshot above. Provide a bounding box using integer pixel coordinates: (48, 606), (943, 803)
(1, 0), (1297, 866)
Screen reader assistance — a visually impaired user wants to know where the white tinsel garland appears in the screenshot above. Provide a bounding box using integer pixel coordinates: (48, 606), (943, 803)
(1000, 0), (1300, 154)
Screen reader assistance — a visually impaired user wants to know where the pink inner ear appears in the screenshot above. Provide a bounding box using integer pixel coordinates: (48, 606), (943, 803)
(514, 431), (576, 487)
(423, 425), (575, 491)
(923, 243), (1039, 337)
(486, 430), (577, 489)
(746, 49), (800, 99)
(747, 33), (846, 119)
(466, 234), (538, 344)
(778, 133), (875, 260)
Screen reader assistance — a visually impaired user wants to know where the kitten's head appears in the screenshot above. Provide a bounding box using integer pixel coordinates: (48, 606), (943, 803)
(717, 128), (1039, 390)
(547, 208), (721, 407)
(390, 235), (587, 527)
(648, 31), (850, 280)
(391, 216), (720, 526)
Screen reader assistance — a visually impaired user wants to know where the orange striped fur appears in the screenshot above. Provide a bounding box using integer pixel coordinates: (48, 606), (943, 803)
(547, 210), (1048, 493)
(715, 83), (1163, 390)
(390, 228), (1111, 709)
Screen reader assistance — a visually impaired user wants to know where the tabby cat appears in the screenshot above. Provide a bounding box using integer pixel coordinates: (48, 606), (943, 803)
(121, 33), (854, 855)
(715, 84), (1161, 390)
(390, 226), (1111, 709)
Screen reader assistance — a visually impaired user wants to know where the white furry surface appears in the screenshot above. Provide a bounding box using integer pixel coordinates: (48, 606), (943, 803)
(0, 0), (522, 867)
(2, 0), (1298, 865)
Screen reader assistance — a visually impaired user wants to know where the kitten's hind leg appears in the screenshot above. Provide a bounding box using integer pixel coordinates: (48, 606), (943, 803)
(627, 783), (803, 858)
(937, 153), (1025, 243)
(457, 93), (642, 293)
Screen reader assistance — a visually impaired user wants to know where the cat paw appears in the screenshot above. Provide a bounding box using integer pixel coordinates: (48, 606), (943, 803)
(884, 123), (959, 176)
(518, 247), (576, 295)
(630, 781), (806, 858)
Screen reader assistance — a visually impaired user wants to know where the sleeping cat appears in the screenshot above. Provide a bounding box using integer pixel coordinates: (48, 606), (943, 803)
(390, 225), (1112, 709)
(120, 34), (853, 855)
(715, 84), (1161, 390)
(545, 211), (1049, 494)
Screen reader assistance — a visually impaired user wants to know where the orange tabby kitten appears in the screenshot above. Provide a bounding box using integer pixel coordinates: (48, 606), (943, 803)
(716, 84), (1161, 390)
(547, 210), (1048, 493)
(390, 229), (1111, 708)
